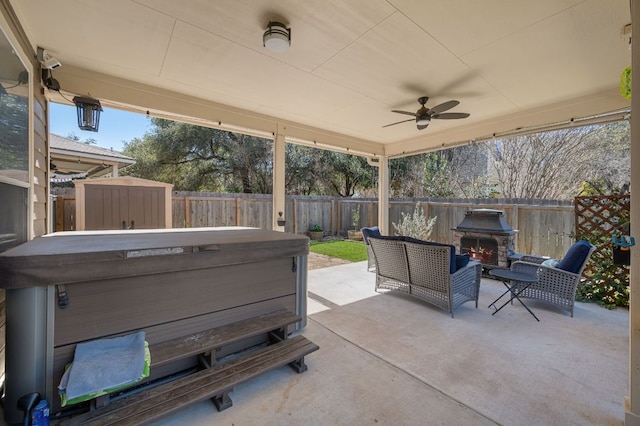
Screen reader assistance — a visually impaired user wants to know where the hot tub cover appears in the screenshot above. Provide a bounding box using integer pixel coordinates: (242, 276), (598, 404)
(0, 227), (309, 289)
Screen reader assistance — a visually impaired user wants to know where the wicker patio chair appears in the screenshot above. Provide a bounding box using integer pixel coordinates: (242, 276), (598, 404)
(361, 226), (381, 272)
(509, 240), (596, 317)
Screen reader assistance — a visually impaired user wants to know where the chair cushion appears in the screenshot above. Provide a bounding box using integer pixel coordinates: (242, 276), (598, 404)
(402, 237), (457, 274)
(455, 254), (470, 271)
(556, 240), (592, 273)
(361, 226), (381, 245)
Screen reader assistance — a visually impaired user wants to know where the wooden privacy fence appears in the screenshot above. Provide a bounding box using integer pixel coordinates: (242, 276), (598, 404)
(52, 189), (575, 258)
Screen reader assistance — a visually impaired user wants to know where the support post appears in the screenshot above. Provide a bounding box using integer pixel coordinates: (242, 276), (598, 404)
(273, 130), (286, 231)
(627, 2), (640, 424)
(377, 156), (389, 235)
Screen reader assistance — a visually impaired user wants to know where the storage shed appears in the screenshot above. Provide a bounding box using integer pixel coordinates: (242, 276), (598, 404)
(74, 177), (173, 231)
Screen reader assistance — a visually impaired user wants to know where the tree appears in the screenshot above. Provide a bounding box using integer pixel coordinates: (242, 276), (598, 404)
(489, 127), (604, 199)
(64, 132), (97, 145)
(285, 144), (323, 195)
(316, 151), (374, 197)
(122, 119), (380, 196)
(0, 93), (29, 172)
(423, 151), (454, 198)
(389, 155), (428, 198)
(443, 144), (496, 198)
(123, 118), (273, 193)
(389, 144), (494, 199)
(579, 121), (630, 195)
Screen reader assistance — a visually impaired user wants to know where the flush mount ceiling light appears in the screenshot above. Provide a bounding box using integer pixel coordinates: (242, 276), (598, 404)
(73, 95), (103, 132)
(263, 21), (291, 53)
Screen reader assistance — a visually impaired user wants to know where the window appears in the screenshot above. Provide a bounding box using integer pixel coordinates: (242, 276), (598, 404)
(0, 28), (29, 183)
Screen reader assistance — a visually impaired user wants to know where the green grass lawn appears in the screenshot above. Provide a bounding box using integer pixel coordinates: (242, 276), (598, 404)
(309, 240), (367, 262)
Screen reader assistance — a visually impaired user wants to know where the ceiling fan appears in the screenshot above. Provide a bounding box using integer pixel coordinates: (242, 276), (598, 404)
(383, 96), (470, 130)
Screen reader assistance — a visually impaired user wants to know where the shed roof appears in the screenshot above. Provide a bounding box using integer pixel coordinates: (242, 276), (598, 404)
(50, 134), (135, 179)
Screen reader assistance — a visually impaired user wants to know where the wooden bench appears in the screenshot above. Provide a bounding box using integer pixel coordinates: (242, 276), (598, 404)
(58, 310), (318, 425)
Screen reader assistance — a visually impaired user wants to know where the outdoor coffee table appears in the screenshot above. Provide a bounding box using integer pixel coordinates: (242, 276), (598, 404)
(488, 269), (540, 321)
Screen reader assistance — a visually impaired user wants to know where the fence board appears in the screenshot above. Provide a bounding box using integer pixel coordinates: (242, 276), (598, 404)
(52, 189), (575, 257)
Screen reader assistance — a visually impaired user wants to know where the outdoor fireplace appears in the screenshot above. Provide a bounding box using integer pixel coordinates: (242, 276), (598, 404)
(452, 209), (518, 269)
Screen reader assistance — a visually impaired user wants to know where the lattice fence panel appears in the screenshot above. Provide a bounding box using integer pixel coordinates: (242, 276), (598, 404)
(574, 194), (630, 290)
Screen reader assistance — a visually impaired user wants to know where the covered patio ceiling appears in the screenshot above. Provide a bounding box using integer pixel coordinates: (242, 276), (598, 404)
(8, 0), (632, 158)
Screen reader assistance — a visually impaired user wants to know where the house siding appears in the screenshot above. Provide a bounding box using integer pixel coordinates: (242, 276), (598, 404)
(0, 0), (50, 389)
(33, 90), (49, 237)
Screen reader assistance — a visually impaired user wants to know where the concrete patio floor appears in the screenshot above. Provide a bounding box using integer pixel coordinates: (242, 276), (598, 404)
(150, 260), (630, 426)
(11, 260), (618, 426)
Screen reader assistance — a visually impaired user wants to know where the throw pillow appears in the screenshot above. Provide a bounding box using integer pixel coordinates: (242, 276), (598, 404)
(556, 240), (592, 273)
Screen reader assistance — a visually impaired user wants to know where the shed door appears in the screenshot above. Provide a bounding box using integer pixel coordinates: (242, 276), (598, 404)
(84, 185), (165, 230)
(127, 186), (165, 230)
(84, 185), (128, 230)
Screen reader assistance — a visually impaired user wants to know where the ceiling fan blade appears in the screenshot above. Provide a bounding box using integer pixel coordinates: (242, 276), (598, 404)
(382, 118), (415, 128)
(431, 112), (470, 120)
(428, 100), (460, 115)
(390, 110), (418, 117)
(417, 123), (430, 130)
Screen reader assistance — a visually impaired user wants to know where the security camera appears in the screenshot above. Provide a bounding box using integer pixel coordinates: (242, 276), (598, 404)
(37, 47), (61, 70)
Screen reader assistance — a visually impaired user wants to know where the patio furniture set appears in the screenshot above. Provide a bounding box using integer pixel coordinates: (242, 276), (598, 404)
(362, 226), (596, 319)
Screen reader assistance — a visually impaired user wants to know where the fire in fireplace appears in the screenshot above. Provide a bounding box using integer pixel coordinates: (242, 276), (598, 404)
(452, 209), (518, 269)
(461, 237), (498, 265)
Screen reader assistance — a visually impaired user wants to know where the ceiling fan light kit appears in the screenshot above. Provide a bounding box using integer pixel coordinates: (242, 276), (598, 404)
(384, 96), (469, 130)
(263, 21), (291, 53)
(416, 116), (430, 126)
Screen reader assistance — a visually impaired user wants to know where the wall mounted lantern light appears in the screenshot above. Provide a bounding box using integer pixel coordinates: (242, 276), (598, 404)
(277, 211), (286, 226)
(73, 96), (102, 132)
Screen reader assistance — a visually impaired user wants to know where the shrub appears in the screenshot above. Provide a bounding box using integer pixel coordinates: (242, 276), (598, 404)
(575, 229), (630, 309)
(309, 224), (323, 232)
(392, 203), (437, 241)
(351, 205), (360, 230)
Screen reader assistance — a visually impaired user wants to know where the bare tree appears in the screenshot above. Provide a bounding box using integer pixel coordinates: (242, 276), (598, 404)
(489, 127), (604, 199)
(444, 144), (494, 198)
(580, 121), (630, 195)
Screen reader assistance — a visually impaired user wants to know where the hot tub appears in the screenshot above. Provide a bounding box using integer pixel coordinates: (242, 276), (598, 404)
(0, 227), (309, 422)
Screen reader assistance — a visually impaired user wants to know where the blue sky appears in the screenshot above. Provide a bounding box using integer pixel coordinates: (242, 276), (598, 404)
(49, 103), (151, 152)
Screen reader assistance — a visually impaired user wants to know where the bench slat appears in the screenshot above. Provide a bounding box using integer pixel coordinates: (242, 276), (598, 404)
(61, 335), (318, 426)
(151, 309), (300, 368)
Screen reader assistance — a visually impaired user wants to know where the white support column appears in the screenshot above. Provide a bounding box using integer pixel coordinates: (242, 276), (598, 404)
(377, 156), (389, 235)
(112, 163), (119, 178)
(627, 2), (640, 425)
(272, 131), (286, 231)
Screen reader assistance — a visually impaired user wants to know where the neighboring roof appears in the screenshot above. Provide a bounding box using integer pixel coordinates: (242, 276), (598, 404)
(49, 134), (136, 178)
(12, 1), (631, 158)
